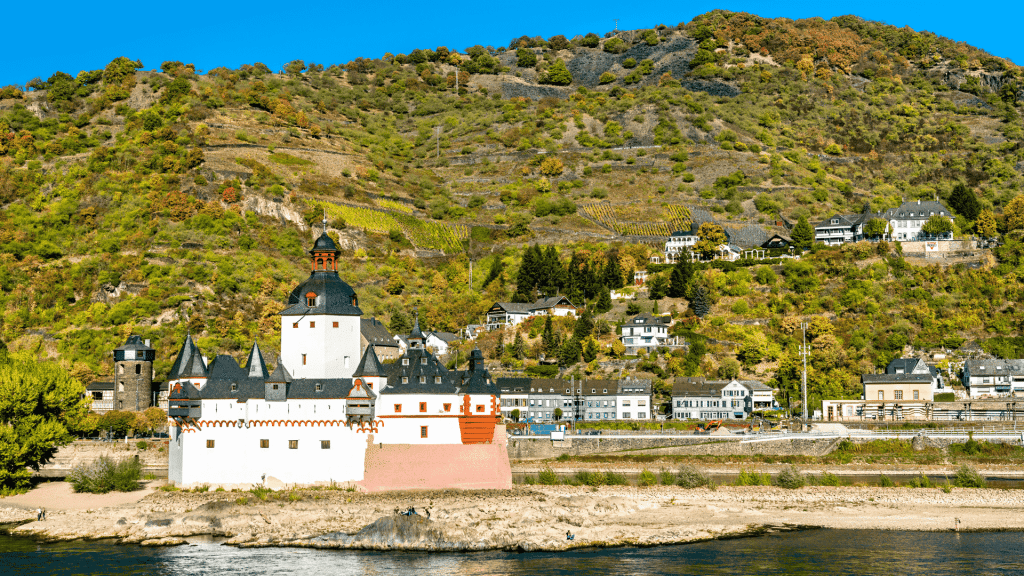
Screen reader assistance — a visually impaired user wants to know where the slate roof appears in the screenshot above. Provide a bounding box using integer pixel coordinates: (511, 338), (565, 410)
(383, 347), (456, 394)
(861, 373), (933, 384)
(728, 225), (771, 249)
(427, 331), (461, 344)
(617, 379), (652, 394)
(312, 231), (339, 252)
(625, 313), (671, 326)
(361, 317), (398, 348)
(116, 335), (154, 351)
(353, 345), (385, 378)
(168, 334), (208, 380)
(244, 342), (269, 379)
(885, 358), (929, 375)
(490, 296), (576, 315)
(880, 200), (951, 221)
(454, 349), (498, 395)
(671, 377), (729, 396)
(281, 270), (363, 316)
(963, 359), (1024, 377)
(739, 380), (773, 392)
(496, 378), (531, 393)
(267, 362), (292, 383)
(814, 213), (866, 229)
(576, 379), (619, 396)
(86, 381), (114, 390)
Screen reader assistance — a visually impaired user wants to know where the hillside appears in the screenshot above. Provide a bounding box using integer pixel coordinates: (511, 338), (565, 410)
(1, 10), (1023, 413)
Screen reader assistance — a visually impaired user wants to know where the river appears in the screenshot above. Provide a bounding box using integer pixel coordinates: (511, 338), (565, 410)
(3, 529), (1024, 575)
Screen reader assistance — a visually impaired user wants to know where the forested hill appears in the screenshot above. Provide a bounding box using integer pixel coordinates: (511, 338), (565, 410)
(0, 10), (1023, 412)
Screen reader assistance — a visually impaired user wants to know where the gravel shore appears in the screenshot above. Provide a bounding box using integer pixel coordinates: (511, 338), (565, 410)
(3, 483), (1023, 551)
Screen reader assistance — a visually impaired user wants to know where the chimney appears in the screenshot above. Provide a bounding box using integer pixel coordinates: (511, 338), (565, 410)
(917, 199), (920, 205)
(144, 339), (151, 347)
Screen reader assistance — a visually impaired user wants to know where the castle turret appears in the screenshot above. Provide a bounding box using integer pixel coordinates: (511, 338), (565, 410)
(113, 335), (155, 412)
(279, 230), (363, 379)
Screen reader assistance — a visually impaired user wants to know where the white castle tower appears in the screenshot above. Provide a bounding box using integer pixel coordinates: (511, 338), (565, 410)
(279, 228), (363, 379)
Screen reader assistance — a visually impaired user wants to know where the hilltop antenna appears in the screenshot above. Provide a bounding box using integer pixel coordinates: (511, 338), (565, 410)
(613, 18), (619, 32)
(323, 207), (328, 235)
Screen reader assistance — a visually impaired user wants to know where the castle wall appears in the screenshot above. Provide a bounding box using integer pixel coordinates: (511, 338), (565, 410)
(172, 421), (368, 488)
(280, 314), (360, 380)
(358, 425), (512, 492)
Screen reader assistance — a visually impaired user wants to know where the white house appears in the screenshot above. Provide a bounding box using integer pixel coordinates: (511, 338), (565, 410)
(879, 199), (954, 242)
(962, 359), (1024, 398)
(886, 358), (944, 392)
(671, 378), (774, 420)
(814, 212), (867, 246)
(664, 228), (699, 263)
(485, 296), (576, 330)
(620, 313), (672, 355)
(615, 378), (652, 420)
(168, 230), (509, 491)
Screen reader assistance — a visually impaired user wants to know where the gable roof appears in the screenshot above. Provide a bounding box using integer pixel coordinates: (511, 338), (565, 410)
(625, 313), (671, 327)
(116, 335), (154, 352)
(728, 225), (770, 249)
(814, 213), (866, 229)
(963, 359), (1024, 377)
(861, 373), (932, 384)
(880, 200), (952, 221)
(361, 317), (398, 347)
(885, 358), (929, 375)
(672, 377), (728, 396)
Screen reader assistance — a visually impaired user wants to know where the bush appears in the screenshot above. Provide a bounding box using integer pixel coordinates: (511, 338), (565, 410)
(676, 465), (712, 488)
(68, 456), (142, 493)
(879, 474), (895, 488)
(953, 465), (986, 488)
(735, 469), (771, 486)
(575, 470), (604, 486)
(638, 469), (657, 487)
(813, 472), (842, 487)
(538, 467), (560, 485)
(774, 466), (805, 489)
(906, 474), (933, 488)
(659, 469), (676, 485)
(604, 471), (628, 485)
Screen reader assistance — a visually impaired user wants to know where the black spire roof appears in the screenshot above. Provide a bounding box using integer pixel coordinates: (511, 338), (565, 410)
(245, 342), (269, 379)
(168, 334), (207, 380)
(267, 361), (292, 383)
(408, 312), (425, 347)
(311, 231), (339, 254)
(353, 345), (385, 378)
(116, 335), (154, 351)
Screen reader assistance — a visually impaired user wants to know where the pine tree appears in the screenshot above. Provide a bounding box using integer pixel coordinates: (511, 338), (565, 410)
(542, 59), (573, 86)
(573, 308), (594, 341)
(516, 246), (538, 296)
(493, 333), (505, 359)
(668, 260), (693, 298)
(483, 253), (504, 288)
(691, 285), (711, 318)
(389, 310), (412, 334)
(512, 332), (526, 359)
(603, 254), (624, 289)
(949, 183), (981, 221)
(557, 338), (581, 367)
(595, 287), (612, 314)
(648, 274), (668, 300)
(541, 316), (555, 356)
(582, 337), (599, 363)
(791, 215), (814, 249)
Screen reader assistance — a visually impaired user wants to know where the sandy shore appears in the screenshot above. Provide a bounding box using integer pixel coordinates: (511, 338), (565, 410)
(3, 483), (1023, 550)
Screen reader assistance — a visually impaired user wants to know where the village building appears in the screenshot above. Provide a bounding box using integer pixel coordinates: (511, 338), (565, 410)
(670, 377), (776, 420)
(86, 335), (167, 414)
(620, 313), (674, 355)
(485, 296), (576, 330)
(360, 317), (400, 362)
(962, 359), (1024, 398)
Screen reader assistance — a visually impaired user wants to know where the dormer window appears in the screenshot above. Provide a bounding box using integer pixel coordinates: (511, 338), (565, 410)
(420, 357), (427, 365)
(306, 292), (317, 307)
(402, 358), (409, 366)
(435, 376), (442, 384)
(402, 377), (408, 384)
(231, 383), (238, 392)
(831, 219), (839, 225)
(316, 384), (323, 392)
(419, 376), (426, 384)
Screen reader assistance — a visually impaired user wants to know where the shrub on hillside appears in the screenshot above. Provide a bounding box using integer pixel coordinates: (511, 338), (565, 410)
(774, 466), (805, 489)
(68, 456), (141, 494)
(953, 465), (986, 488)
(676, 465), (712, 488)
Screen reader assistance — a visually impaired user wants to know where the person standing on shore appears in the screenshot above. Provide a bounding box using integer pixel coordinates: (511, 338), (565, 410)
(36, 508), (41, 521)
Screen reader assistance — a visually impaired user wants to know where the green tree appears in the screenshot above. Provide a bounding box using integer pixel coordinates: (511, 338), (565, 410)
(0, 355), (88, 493)
(102, 56), (143, 101)
(690, 285), (711, 318)
(578, 33), (600, 48)
(948, 183), (981, 221)
(718, 358), (741, 379)
(668, 260), (693, 297)
(511, 408), (520, 422)
(512, 332), (526, 359)
(98, 411), (136, 437)
(541, 316), (556, 356)
(284, 60), (307, 76)
(922, 215), (953, 237)
(977, 209), (998, 237)
(599, 72), (616, 84)
(516, 48), (537, 67)
(863, 218), (888, 239)
(694, 222), (727, 259)
(553, 408), (563, 421)
(582, 337), (599, 363)
(573, 309), (594, 341)
(45, 71), (77, 104)
(1005, 195), (1024, 232)
(557, 338), (581, 367)
(791, 215), (814, 249)
(389, 310), (412, 334)
(648, 273), (668, 300)
(594, 287), (612, 314)
(542, 60), (573, 86)
(603, 254), (624, 289)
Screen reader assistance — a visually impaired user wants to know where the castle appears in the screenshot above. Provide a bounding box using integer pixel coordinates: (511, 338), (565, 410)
(167, 230), (511, 490)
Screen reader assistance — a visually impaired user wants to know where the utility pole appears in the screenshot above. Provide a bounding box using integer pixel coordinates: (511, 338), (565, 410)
(613, 18), (619, 32)
(435, 125), (441, 158)
(455, 66), (459, 93)
(799, 322), (810, 428)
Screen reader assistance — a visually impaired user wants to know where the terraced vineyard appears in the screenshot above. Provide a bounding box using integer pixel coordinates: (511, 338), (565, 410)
(580, 203), (692, 236)
(376, 199), (413, 214)
(313, 201), (467, 253)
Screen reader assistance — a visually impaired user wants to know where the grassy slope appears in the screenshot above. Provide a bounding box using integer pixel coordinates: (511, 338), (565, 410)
(0, 11), (1022, 412)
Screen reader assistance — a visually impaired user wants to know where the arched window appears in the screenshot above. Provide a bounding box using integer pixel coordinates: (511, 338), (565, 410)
(351, 295), (358, 307)
(317, 258), (324, 270)
(135, 365), (141, 375)
(306, 292), (317, 307)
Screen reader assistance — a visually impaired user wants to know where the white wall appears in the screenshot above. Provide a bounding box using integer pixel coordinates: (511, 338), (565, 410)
(174, 422), (368, 487)
(373, 393), (463, 444)
(280, 314), (360, 379)
(616, 394), (650, 419)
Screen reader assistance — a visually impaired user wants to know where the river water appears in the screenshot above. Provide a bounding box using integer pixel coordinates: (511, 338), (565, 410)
(3, 529), (1024, 575)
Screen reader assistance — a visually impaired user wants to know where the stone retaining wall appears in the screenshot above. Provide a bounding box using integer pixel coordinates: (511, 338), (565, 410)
(38, 440), (169, 478)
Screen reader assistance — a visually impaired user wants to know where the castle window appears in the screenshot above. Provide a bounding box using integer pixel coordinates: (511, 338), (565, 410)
(136, 364), (141, 375)
(321, 440), (330, 449)
(231, 384), (237, 392)
(419, 376), (426, 384)
(260, 439), (269, 448)
(333, 321), (339, 328)
(402, 359), (409, 366)
(394, 404), (402, 412)
(310, 321), (315, 328)
(289, 440), (298, 449)
(272, 384), (279, 390)
(351, 296), (358, 307)
(119, 382), (124, 392)
(420, 426), (428, 438)
(435, 377), (441, 384)
(420, 358), (427, 365)
(443, 403), (451, 412)
(420, 402), (427, 412)
(402, 377), (408, 384)
(316, 384), (323, 392)
(302, 354), (307, 365)
(476, 405), (485, 413)
(91, 392), (102, 400)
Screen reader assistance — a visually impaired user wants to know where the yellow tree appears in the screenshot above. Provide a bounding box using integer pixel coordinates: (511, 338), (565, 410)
(1004, 196), (1024, 232)
(976, 209), (998, 237)
(694, 223), (727, 259)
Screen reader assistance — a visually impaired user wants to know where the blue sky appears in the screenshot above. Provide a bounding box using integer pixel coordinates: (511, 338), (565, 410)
(2, 1), (1021, 87)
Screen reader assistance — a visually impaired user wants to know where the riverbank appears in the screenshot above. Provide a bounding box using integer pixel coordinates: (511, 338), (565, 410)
(3, 482), (1024, 551)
